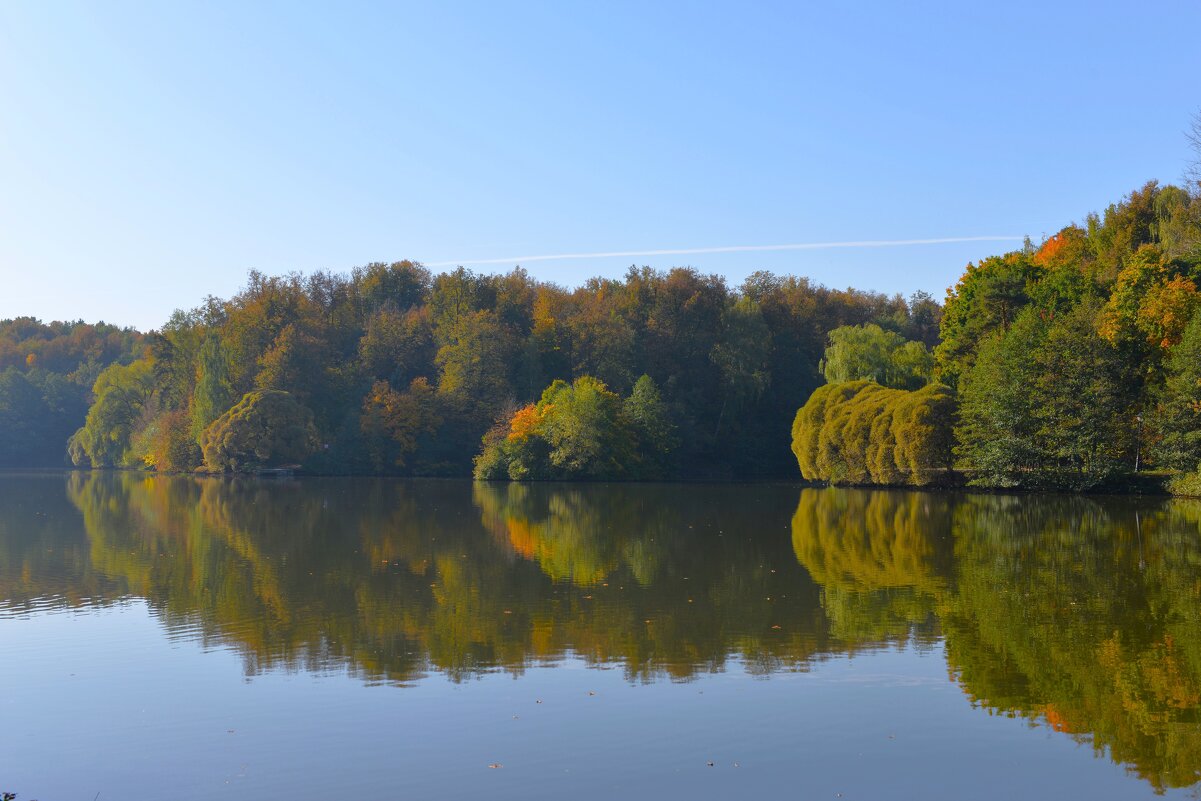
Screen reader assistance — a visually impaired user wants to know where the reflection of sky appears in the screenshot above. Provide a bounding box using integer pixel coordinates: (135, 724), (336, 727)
(1, 604), (1179, 801)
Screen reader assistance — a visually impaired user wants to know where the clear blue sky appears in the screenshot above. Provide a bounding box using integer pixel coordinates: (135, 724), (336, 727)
(1, 1), (1198, 331)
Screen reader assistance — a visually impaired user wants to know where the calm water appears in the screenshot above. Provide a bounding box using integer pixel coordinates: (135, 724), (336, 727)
(2, 474), (1200, 800)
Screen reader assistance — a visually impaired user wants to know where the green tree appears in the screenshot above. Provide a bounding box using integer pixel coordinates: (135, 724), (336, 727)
(955, 302), (1130, 489)
(69, 359), (156, 467)
(1032, 301), (1131, 485)
(935, 252), (1040, 387)
(710, 297), (772, 442)
(953, 310), (1045, 487)
(0, 369), (45, 465)
(623, 374), (677, 478)
(1153, 308), (1201, 469)
(821, 324), (932, 390)
(539, 376), (632, 478)
(191, 333), (233, 441)
(200, 390), (318, 472)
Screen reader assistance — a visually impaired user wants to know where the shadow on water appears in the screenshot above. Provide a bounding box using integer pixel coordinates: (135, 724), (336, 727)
(1, 473), (1200, 791)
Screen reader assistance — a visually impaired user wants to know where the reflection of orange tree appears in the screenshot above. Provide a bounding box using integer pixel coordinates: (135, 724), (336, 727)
(57, 473), (849, 684)
(472, 481), (846, 678)
(942, 494), (1201, 793)
(473, 482), (663, 586)
(790, 487), (952, 644)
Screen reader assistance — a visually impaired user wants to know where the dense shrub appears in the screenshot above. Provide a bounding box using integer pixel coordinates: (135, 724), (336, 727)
(791, 380), (955, 486)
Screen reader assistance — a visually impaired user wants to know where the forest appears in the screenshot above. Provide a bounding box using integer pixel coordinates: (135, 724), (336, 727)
(2, 179), (1201, 489)
(0, 319), (144, 467)
(6, 261), (936, 478)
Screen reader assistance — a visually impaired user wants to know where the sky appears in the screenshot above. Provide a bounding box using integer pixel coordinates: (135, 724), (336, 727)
(1, 1), (1199, 331)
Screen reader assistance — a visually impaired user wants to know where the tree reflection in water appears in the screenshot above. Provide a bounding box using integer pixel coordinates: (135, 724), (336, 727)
(790, 487), (1201, 793)
(2, 474), (1199, 792)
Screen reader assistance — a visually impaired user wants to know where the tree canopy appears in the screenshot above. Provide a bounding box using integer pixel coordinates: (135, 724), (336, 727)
(5, 173), (1201, 490)
(0, 319), (143, 467)
(42, 262), (928, 479)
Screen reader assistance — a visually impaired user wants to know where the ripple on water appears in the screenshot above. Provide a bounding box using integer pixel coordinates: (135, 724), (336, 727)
(0, 593), (139, 619)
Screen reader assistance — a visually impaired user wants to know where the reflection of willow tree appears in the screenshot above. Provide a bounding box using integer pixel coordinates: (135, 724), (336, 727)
(52, 473), (848, 684)
(942, 494), (1201, 793)
(790, 488), (952, 644)
(0, 474), (128, 609)
(67, 472), (359, 675)
(790, 488), (1201, 792)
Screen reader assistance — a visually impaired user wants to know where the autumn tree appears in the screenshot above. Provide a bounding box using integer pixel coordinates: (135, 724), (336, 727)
(200, 390), (318, 472)
(358, 306), (435, 387)
(474, 375), (670, 481)
(360, 378), (441, 471)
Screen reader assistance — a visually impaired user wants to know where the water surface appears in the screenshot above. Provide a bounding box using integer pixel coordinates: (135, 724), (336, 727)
(2, 473), (1199, 799)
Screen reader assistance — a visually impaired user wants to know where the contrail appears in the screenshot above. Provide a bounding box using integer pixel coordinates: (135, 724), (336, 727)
(423, 235), (1022, 268)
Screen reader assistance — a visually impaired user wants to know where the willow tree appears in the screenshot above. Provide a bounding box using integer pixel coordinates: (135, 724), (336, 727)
(191, 333), (233, 441)
(821, 324), (933, 390)
(791, 380), (955, 486)
(200, 390), (318, 472)
(68, 359), (157, 467)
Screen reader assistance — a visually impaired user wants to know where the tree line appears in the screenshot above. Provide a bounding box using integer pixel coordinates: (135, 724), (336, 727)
(46, 264), (937, 477)
(8, 178), (1201, 487)
(0, 319), (144, 467)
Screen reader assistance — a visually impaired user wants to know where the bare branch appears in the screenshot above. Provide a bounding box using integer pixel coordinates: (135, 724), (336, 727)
(1187, 109), (1201, 191)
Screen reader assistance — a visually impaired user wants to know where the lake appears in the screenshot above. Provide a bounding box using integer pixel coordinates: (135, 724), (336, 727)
(2, 473), (1199, 800)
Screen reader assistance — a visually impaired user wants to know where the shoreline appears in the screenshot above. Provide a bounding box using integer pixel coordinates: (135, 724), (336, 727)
(0, 466), (1186, 498)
